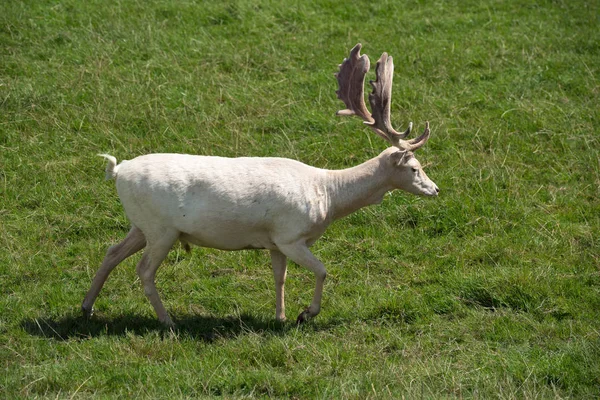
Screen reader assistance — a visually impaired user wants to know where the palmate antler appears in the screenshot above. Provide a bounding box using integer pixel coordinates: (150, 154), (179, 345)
(336, 44), (430, 152)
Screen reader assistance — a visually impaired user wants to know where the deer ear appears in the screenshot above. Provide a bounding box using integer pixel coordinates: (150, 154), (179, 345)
(391, 150), (412, 166)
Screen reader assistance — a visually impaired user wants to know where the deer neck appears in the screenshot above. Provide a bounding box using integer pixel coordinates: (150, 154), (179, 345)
(326, 152), (394, 221)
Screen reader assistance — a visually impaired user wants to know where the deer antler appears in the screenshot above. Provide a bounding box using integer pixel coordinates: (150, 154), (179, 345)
(366, 52), (413, 144)
(335, 44), (373, 122)
(336, 43), (430, 152)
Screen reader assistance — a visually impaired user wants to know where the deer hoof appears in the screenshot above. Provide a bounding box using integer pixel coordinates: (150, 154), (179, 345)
(161, 316), (176, 328)
(81, 305), (94, 319)
(296, 308), (311, 325)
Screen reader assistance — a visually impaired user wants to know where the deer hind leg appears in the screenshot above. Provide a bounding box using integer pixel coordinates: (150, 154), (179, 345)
(276, 242), (327, 324)
(270, 250), (288, 322)
(135, 229), (179, 327)
(82, 226), (146, 317)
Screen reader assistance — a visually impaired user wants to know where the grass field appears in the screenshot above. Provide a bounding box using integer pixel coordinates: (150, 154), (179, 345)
(1, 0), (599, 398)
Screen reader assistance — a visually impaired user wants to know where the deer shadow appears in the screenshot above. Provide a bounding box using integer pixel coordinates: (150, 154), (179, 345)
(20, 311), (297, 342)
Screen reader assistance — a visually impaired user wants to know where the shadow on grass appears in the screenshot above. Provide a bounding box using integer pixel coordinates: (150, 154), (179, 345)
(21, 312), (293, 342)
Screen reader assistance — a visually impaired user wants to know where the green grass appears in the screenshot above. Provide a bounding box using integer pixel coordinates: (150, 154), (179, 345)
(1, 0), (599, 397)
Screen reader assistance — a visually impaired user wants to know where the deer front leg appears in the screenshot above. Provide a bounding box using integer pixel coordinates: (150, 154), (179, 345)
(270, 250), (287, 322)
(276, 242), (327, 324)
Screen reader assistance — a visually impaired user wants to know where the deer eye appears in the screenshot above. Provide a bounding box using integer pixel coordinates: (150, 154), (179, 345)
(411, 167), (418, 173)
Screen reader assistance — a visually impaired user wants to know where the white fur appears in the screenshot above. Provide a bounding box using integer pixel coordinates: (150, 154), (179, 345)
(83, 148), (438, 325)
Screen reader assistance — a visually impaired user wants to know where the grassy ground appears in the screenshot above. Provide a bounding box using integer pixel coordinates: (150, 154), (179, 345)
(1, 0), (599, 398)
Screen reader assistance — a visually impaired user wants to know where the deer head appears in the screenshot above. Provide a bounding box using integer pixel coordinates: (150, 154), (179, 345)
(336, 43), (439, 196)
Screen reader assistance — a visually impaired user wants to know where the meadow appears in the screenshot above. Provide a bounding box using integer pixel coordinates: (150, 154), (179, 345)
(1, 0), (599, 398)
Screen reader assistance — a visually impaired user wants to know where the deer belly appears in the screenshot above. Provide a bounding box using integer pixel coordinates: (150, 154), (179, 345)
(179, 229), (276, 251)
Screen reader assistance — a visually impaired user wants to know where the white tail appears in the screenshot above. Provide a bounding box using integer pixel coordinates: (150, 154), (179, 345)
(98, 154), (119, 180)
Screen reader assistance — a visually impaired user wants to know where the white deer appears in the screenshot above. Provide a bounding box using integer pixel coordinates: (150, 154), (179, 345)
(82, 44), (439, 326)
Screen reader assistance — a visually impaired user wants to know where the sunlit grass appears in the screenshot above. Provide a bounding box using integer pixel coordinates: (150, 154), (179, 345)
(1, 0), (599, 398)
